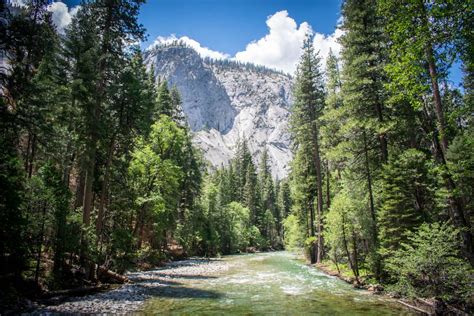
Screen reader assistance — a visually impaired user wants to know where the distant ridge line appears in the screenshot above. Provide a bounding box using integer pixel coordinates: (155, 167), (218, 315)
(145, 40), (292, 78)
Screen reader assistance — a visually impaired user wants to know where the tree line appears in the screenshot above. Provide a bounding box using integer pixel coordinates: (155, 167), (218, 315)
(0, 1), (292, 303)
(0, 0), (210, 301)
(197, 141), (292, 255)
(0, 0), (473, 309)
(285, 0), (473, 303)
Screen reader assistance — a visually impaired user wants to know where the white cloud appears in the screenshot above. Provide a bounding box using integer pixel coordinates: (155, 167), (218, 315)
(234, 10), (342, 75)
(47, 1), (80, 33)
(148, 10), (342, 75)
(149, 35), (230, 60)
(234, 10), (311, 74)
(312, 28), (343, 72)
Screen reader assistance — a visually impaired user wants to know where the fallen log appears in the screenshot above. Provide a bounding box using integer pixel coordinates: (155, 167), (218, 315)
(66, 253), (129, 284)
(98, 266), (129, 284)
(397, 300), (430, 315)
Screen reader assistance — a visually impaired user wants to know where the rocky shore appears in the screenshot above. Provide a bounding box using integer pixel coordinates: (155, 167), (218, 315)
(32, 258), (230, 315)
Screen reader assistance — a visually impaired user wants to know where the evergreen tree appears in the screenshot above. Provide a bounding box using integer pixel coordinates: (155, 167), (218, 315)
(156, 80), (174, 118)
(290, 33), (325, 263)
(243, 161), (259, 226)
(378, 149), (434, 263)
(379, 0), (474, 264)
(338, 0), (391, 275)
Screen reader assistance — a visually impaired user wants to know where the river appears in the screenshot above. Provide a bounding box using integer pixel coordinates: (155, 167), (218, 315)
(142, 251), (412, 315)
(38, 251), (414, 315)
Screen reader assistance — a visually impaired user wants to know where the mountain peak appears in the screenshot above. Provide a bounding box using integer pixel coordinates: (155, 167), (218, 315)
(145, 43), (293, 178)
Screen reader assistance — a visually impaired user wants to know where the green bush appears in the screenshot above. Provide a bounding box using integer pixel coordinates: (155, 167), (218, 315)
(282, 214), (305, 251)
(386, 222), (473, 302)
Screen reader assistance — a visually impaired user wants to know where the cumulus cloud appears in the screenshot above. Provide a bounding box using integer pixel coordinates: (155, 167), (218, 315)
(235, 10), (342, 75)
(149, 35), (230, 60)
(149, 10), (342, 75)
(48, 2), (80, 33)
(234, 10), (311, 74)
(312, 28), (343, 72)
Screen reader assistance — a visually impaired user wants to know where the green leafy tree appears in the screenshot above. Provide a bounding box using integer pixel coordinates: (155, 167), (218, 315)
(387, 222), (473, 301)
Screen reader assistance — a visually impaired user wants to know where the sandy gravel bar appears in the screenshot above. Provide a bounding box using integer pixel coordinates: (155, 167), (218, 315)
(31, 258), (230, 315)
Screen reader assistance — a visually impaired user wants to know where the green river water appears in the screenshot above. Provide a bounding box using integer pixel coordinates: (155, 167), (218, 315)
(143, 251), (413, 315)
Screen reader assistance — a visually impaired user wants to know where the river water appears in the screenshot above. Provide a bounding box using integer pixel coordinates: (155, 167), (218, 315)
(143, 251), (413, 315)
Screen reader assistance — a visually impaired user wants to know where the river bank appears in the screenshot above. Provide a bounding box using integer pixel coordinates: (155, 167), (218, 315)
(28, 252), (414, 315)
(32, 258), (231, 314)
(315, 261), (470, 315)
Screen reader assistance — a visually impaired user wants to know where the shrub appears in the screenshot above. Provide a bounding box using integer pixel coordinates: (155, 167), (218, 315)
(386, 222), (473, 302)
(282, 214), (305, 251)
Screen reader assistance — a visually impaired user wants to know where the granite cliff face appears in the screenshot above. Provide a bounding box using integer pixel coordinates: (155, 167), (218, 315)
(145, 44), (293, 179)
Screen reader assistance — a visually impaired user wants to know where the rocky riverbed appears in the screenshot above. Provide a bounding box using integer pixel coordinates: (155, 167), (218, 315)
(33, 258), (230, 314)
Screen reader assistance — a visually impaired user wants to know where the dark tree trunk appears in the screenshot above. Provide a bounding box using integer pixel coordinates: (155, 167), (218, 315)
(326, 160), (331, 210)
(351, 228), (360, 281)
(35, 203), (47, 284)
(96, 137), (115, 239)
(363, 131), (377, 243)
(311, 128), (324, 263)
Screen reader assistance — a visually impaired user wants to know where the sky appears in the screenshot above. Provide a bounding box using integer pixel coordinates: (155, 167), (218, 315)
(17, 0), (463, 83)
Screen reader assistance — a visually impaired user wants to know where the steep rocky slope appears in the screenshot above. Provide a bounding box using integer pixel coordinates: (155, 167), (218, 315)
(145, 43), (293, 178)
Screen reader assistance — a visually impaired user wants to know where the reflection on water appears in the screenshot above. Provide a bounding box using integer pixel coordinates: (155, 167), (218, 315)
(144, 252), (414, 315)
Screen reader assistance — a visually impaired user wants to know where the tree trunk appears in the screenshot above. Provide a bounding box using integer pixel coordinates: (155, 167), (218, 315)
(424, 43), (448, 158)
(308, 197), (316, 264)
(82, 149), (95, 227)
(311, 128), (324, 263)
(308, 199), (315, 237)
(35, 202), (47, 284)
(28, 133), (36, 178)
(75, 170), (85, 209)
(326, 160), (331, 209)
(96, 137), (115, 239)
(420, 16), (473, 264)
(351, 228), (360, 281)
(363, 131), (377, 244)
(363, 131), (381, 277)
(341, 215), (357, 279)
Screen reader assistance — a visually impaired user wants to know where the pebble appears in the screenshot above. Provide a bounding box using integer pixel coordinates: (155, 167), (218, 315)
(31, 258), (230, 315)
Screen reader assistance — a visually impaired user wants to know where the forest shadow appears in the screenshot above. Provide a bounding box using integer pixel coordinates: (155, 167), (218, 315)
(150, 273), (218, 280)
(142, 283), (222, 299)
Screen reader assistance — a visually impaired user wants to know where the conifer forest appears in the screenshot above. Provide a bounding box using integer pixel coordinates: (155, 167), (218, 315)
(0, 0), (473, 314)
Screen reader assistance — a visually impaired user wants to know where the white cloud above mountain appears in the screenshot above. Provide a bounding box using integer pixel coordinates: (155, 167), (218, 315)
(149, 35), (230, 60)
(234, 10), (311, 74)
(150, 10), (342, 75)
(234, 10), (342, 74)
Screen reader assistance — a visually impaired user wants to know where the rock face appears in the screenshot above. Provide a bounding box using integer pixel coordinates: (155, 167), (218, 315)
(145, 44), (293, 179)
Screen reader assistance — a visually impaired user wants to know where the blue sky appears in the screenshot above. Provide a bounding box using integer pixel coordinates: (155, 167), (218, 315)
(55, 0), (463, 84)
(60, 0), (342, 55)
(138, 0), (342, 55)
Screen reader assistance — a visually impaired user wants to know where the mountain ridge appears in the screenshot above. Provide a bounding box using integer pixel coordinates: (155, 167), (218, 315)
(145, 42), (294, 179)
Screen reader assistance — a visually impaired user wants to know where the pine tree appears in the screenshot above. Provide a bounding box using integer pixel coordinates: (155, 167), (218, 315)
(378, 149), (434, 262)
(170, 85), (187, 126)
(379, 0), (474, 264)
(290, 33), (325, 263)
(277, 180), (291, 220)
(338, 0), (391, 275)
(243, 162), (259, 226)
(156, 80), (174, 118)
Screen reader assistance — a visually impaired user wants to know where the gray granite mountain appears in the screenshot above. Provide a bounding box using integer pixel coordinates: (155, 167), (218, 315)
(144, 43), (293, 179)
